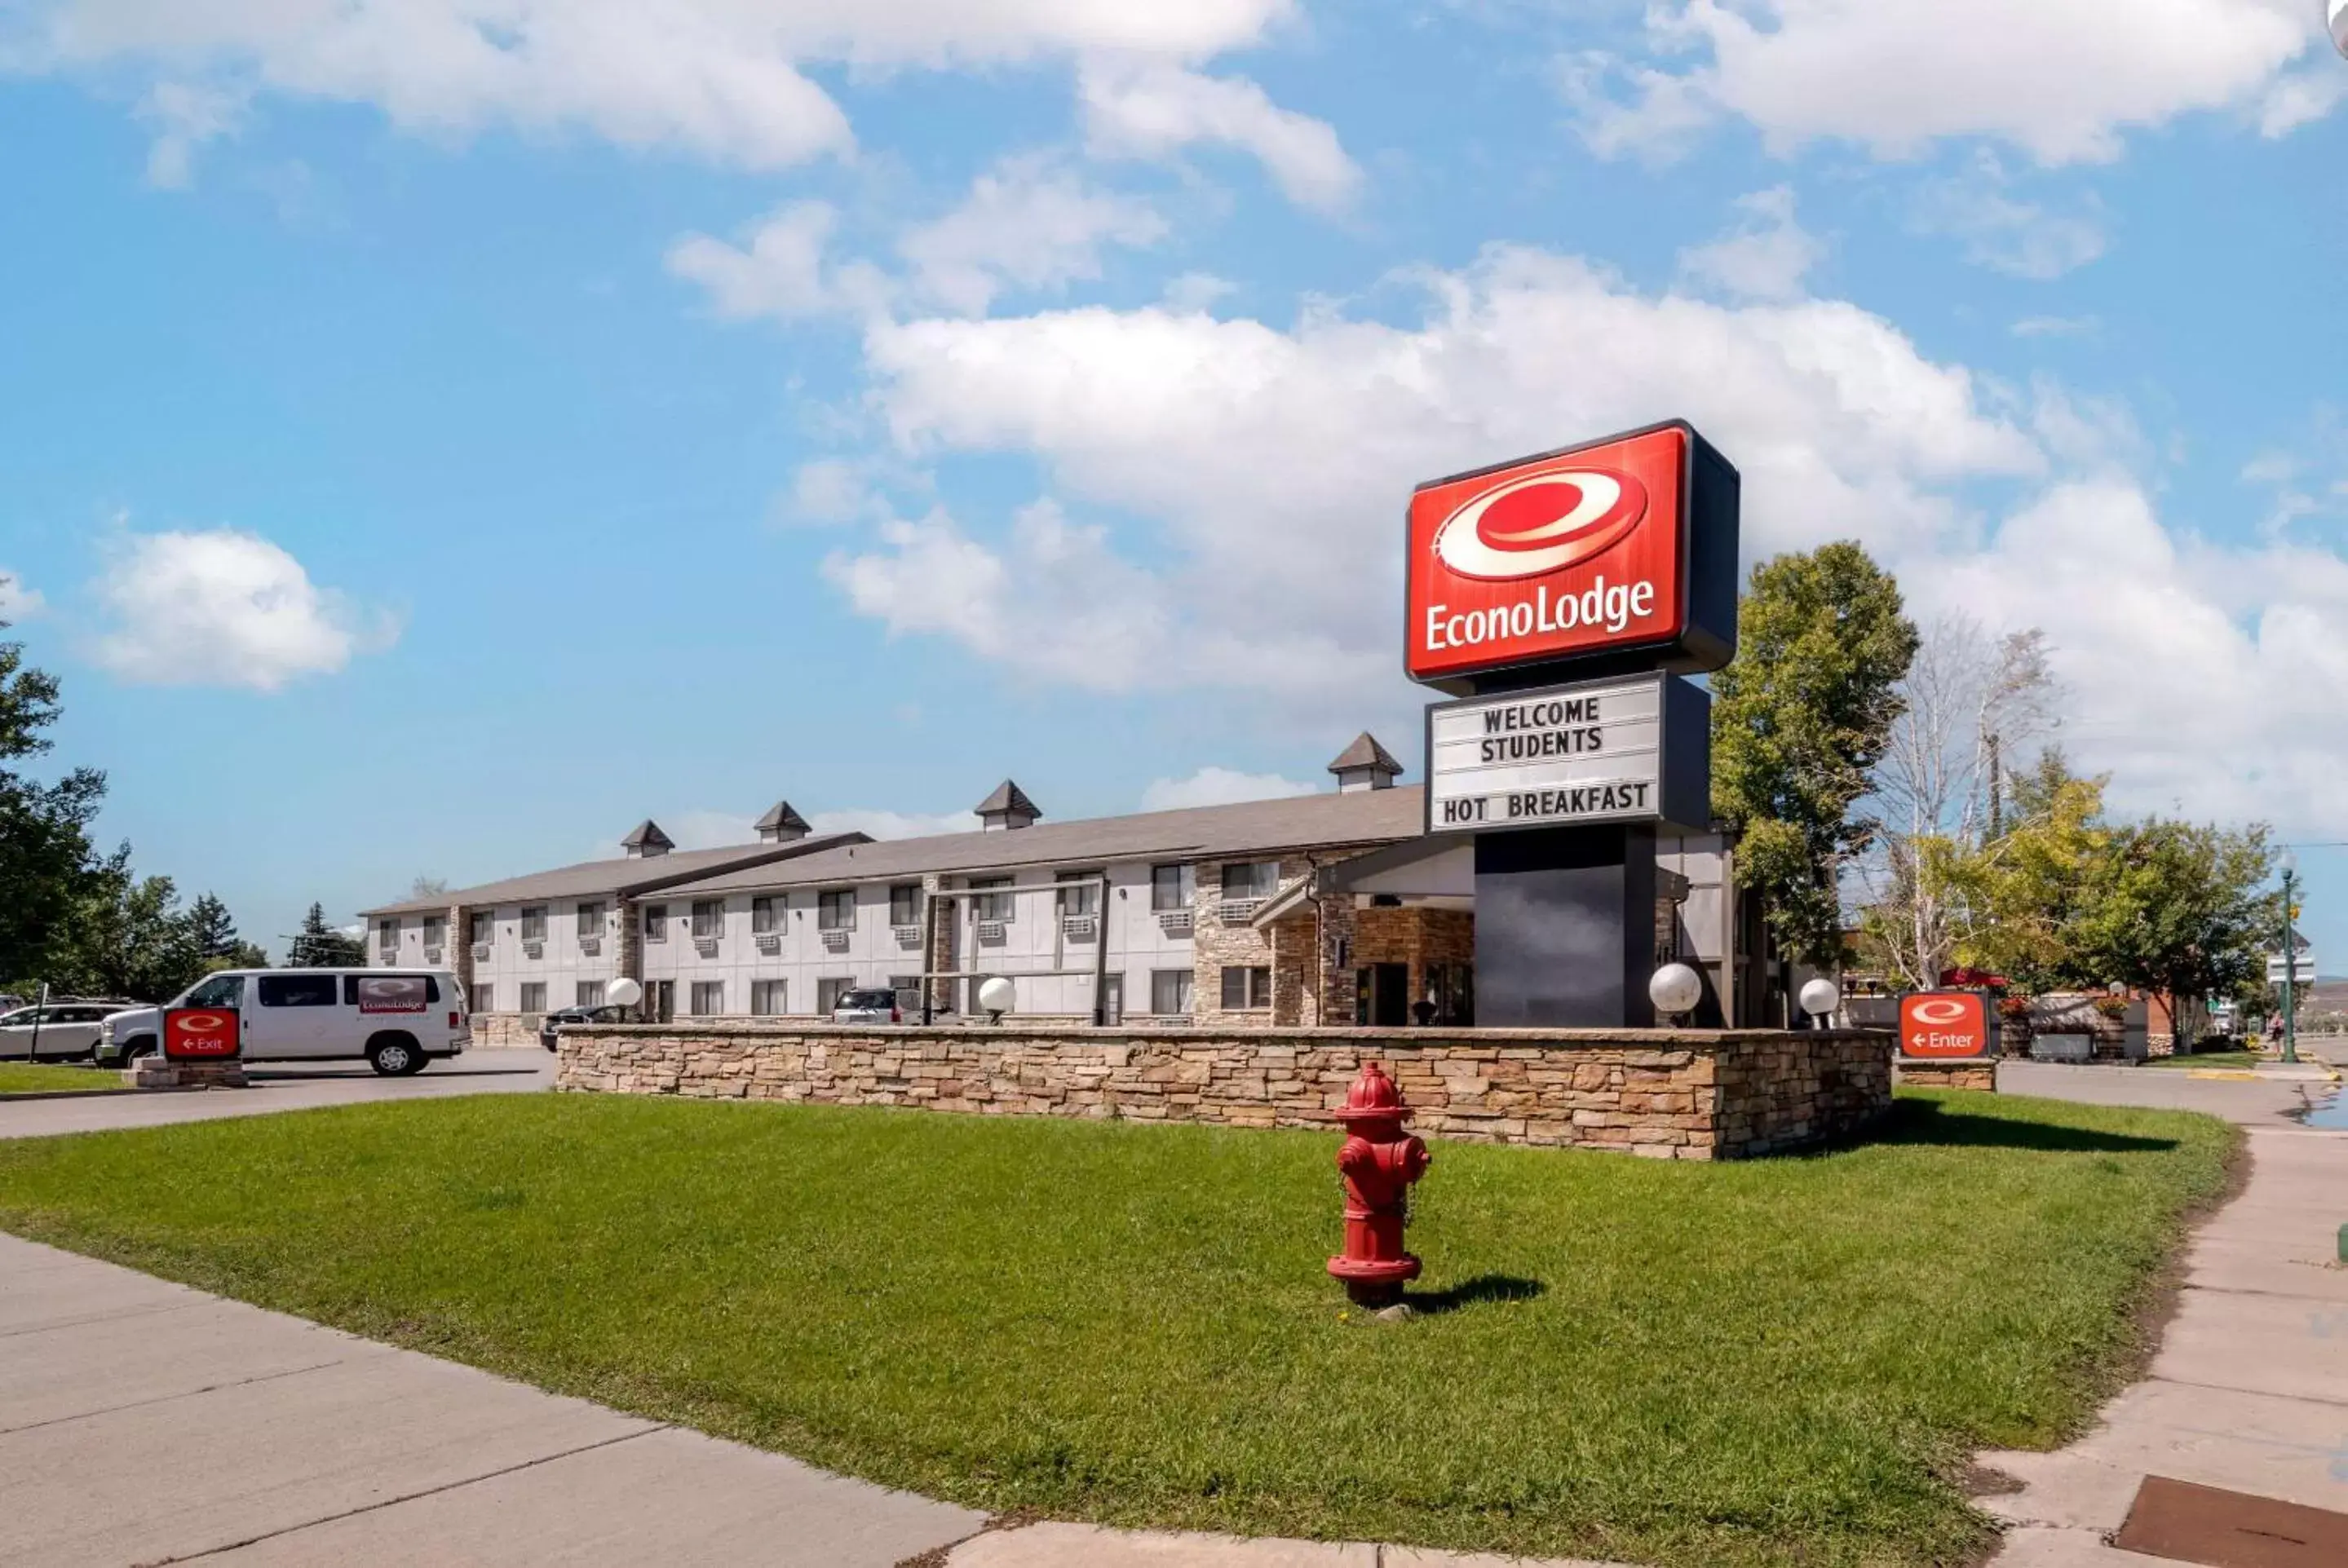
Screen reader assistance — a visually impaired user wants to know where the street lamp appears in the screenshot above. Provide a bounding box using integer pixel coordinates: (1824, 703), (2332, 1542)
(2332, 0), (2348, 60)
(2280, 847), (2302, 1066)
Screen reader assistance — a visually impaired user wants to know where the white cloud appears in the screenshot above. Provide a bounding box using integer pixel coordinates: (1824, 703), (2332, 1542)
(900, 154), (1167, 316)
(1080, 61), (1361, 211)
(17, 1), (1299, 179)
(1676, 185), (1823, 301)
(1140, 766), (1315, 811)
(1162, 271), (1237, 311)
(1906, 477), (2348, 834)
(665, 201), (888, 323)
(807, 806), (978, 840)
(847, 245), (2036, 703)
(1579, 0), (2322, 165)
(781, 457), (881, 525)
(135, 79), (245, 187)
(2010, 315), (2099, 338)
(2259, 64), (2348, 137)
(1911, 157), (2107, 279)
(89, 528), (394, 690)
(0, 572), (44, 620)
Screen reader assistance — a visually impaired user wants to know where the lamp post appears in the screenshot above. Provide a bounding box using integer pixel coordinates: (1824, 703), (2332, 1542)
(2281, 850), (2301, 1066)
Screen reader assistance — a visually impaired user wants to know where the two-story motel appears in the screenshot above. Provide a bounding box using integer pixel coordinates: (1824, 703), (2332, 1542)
(361, 734), (1769, 1041)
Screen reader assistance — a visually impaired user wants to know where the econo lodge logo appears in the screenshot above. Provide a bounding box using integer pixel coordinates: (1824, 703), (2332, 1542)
(1407, 424), (1690, 682)
(1430, 468), (1648, 581)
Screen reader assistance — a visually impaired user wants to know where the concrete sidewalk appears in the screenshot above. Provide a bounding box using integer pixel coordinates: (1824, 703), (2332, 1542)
(0, 1232), (1610, 1566)
(1980, 1070), (2348, 1563)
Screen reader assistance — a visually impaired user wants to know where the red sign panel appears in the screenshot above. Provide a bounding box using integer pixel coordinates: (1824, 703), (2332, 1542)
(163, 1007), (240, 1060)
(1408, 423), (1692, 685)
(1899, 992), (1991, 1059)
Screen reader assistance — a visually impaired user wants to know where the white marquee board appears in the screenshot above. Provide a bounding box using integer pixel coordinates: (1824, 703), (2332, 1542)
(1427, 673), (1674, 833)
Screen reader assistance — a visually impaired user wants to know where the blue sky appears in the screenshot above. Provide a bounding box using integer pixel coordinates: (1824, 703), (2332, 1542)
(2, 1), (2346, 965)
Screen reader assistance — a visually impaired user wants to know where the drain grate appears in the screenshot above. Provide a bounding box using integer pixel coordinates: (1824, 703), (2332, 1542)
(2113, 1476), (2348, 1567)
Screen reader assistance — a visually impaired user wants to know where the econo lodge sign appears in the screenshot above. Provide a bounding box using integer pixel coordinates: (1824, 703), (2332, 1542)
(1899, 992), (1990, 1060)
(1404, 421), (1740, 693)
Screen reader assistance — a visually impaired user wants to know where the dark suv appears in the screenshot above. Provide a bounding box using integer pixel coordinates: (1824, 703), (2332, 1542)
(538, 1003), (631, 1052)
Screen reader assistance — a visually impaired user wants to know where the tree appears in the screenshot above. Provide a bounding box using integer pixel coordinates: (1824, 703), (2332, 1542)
(0, 607), (106, 984)
(2072, 818), (2277, 1035)
(1863, 619), (2059, 989)
(47, 850), (210, 1001)
(1711, 542), (1920, 968)
(186, 892), (271, 970)
(409, 877), (449, 901)
(1945, 753), (2113, 992)
(289, 903), (365, 967)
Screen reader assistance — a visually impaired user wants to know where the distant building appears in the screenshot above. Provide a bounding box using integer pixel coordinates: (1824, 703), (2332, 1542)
(360, 733), (1775, 1039)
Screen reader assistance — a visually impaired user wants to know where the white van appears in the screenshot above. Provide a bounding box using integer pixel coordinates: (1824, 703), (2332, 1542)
(98, 969), (470, 1076)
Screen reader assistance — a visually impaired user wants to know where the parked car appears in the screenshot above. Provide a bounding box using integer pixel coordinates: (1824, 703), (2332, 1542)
(98, 969), (470, 1076)
(830, 987), (904, 1025)
(2, 1000), (140, 1061)
(537, 1003), (631, 1052)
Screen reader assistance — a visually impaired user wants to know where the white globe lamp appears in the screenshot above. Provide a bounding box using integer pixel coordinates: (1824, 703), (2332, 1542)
(2332, 0), (2348, 60)
(1648, 962), (1703, 1021)
(607, 978), (643, 1009)
(977, 975), (1015, 1023)
(1797, 977), (1841, 1023)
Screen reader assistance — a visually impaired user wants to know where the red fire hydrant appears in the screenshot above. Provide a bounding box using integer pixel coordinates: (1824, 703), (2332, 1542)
(1326, 1060), (1430, 1307)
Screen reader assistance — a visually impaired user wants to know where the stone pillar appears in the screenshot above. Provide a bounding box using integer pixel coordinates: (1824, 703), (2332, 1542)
(614, 896), (643, 1016)
(447, 902), (471, 995)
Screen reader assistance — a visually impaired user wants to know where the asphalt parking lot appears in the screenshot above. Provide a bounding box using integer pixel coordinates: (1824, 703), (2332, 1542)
(0, 1046), (553, 1140)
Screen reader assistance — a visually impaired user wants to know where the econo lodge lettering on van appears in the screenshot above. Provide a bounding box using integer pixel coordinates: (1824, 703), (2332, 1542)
(1407, 425), (1690, 683)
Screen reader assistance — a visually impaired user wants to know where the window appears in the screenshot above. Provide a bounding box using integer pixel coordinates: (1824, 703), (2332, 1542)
(1221, 862), (1278, 900)
(183, 974), (243, 1009)
(752, 895), (781, 934)
(1220, 965), (1272, 1009)
(690, 981), (725, 1016)
(691, 899), (723, 940)
(750, 979), (787, 1016)
(421, 916), (445, 948)
(469, 911), (493, 947)
(576, 901), (604, 939)
(643, 904), (668, 943)
(520, 905), (548, 942)
(375, 919), (398, 956)
(576, 980), (606, 1008)
(968, 876), (1013, 922)
(258, 974), (338, 1008)
(1056, 869), (1101, 917)
(1151, 970), (1195, 1016)
(818, 889), (856, 931)
(889, 883), (922, 926)
(519, 982), (547, 1014)
(1151, 863), (1196, 912)
(816, 977), (855, 1014)
(473, 983), (495, 1014)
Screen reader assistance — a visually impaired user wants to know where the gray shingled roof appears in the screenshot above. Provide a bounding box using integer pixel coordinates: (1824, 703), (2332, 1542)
(620, 819), (675, 852)
(754, 801), (811, 835)
(357, 833), (866, 917)
(665, 785), (1429, 897)
(1327, 732), (1403, 776)
(974, 779), (1041, 819)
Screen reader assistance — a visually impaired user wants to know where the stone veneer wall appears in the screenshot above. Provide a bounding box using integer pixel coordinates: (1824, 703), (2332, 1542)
(557, 1023), (1892, 1160)
(1895, 1058), (1997, 1092)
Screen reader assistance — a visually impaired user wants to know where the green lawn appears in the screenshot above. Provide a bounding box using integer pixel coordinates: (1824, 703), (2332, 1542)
(2144, 1049), (2266, 1070)
(0, 1061), (117, 1094)
(0, 1090), (2233, 1567)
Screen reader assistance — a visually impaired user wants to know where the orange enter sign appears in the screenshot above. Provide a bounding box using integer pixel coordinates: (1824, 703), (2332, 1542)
(1899, 992), (1989, 1059)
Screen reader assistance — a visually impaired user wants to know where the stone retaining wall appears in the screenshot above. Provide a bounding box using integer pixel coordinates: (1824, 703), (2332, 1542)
(1895, 1058), (1997, 1093)
(557, 1023), (1892, 1160)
